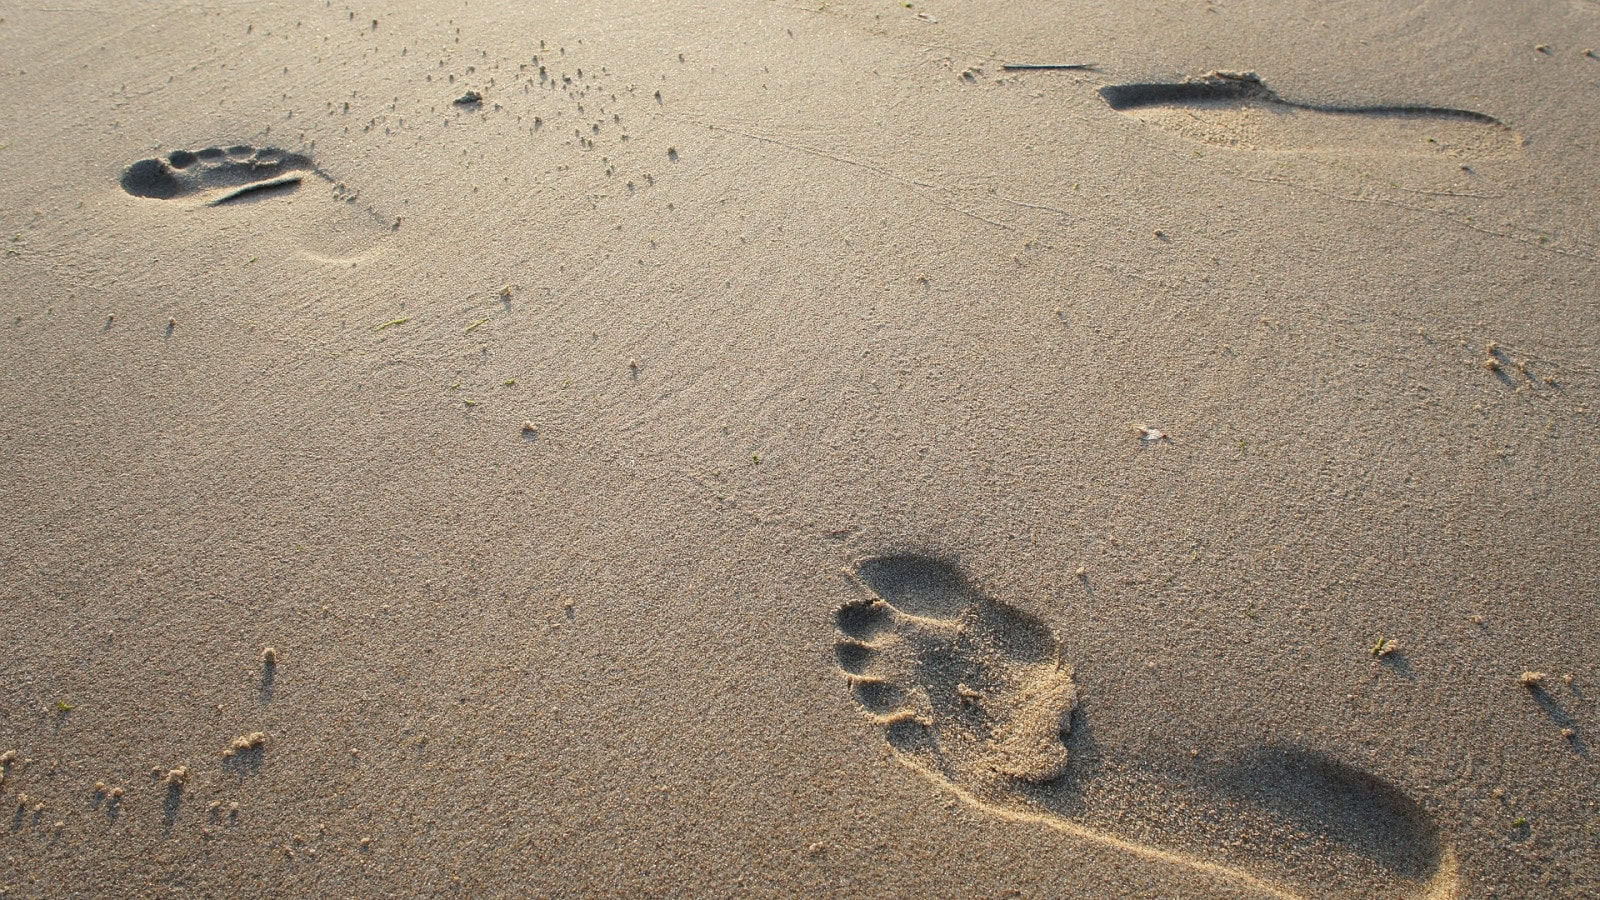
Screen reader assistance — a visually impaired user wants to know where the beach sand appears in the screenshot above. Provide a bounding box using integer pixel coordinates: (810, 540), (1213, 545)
(0, 0), (1596, 896)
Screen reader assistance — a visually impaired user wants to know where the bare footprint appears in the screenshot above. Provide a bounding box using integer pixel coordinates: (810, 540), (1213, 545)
(834, 553), (1457, 900)
(1100, 71), (1517, 159)
(120, 145), (326, 207)
(119, 143), (389, 262)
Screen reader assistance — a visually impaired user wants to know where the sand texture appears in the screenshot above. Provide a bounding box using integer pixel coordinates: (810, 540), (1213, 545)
(0, 0), (1597, 896)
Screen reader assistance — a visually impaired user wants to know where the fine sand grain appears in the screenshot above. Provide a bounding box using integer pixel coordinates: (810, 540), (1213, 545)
(1, 0), (1597, 896)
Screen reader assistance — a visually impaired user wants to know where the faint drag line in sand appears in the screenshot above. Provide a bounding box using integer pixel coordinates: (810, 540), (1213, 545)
(696, 121), (1015, 230)
(1382, 184), (1503, 201)
(774, 1), (1011, 65)
(696, 122), (935, 189)
(1239, 174), (1600, 263)
(32, 5), (211, 73)
(992, 193), (1073, 217)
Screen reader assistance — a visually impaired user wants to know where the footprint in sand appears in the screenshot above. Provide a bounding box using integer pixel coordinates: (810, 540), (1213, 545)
(1100, 71), (1517, 159)
(120, 145), (325, 207)
(834, 553), (1457, 900)
(119, 143), (387, 263)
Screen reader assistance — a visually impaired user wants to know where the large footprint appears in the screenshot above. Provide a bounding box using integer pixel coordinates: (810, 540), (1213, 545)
(120, 145), (326, 207)
(1099, 70), (1517, 159)
(834, 553), (1457, 900)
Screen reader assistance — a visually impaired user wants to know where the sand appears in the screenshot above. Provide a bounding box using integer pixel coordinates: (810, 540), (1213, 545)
(0, 0), (1596, 896)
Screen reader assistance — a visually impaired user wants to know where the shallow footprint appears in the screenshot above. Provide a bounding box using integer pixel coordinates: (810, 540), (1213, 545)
(1100, 71), (1518, 159)
(834, 553), (1456, 900)
(120, 145), (323, 207)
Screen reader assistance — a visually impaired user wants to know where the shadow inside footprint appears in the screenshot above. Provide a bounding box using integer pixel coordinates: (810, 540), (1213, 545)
(854, 554), (975, 619)
(121, 145), (320, 206)
(1212, 747), (1444, 882)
